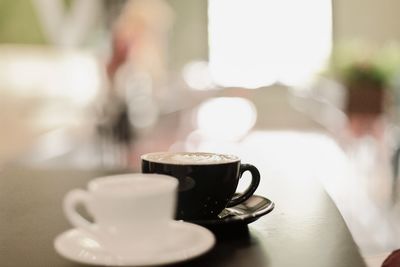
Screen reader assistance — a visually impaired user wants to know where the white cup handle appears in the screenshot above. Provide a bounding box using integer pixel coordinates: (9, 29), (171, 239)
(63, 189), (94, 233)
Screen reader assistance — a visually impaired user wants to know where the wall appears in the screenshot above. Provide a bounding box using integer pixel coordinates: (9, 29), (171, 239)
(166, 0), (208, 72)
(333, 0), (400, 43)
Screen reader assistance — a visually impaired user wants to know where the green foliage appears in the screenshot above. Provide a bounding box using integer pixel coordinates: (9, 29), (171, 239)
(327, 40), (400, 89)
(343, 63), (386, 87)
(0, 0), (46, 44)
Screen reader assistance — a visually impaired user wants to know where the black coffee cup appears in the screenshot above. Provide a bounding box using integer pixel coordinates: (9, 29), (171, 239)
(141, 152), (260, 221)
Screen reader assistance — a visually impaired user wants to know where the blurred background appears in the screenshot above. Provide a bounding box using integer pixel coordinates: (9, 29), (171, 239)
(2, 0), (400, 265)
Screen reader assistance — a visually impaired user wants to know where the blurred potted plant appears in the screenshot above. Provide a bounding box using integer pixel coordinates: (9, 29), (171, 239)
(327, 41), (400, 137)
(343, 62), (387, 115)
(329, 41), (400, 116)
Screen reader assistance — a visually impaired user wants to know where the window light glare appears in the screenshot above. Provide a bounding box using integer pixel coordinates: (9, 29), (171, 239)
(208, 0), (332, 88)
(182, 61), (215, 90)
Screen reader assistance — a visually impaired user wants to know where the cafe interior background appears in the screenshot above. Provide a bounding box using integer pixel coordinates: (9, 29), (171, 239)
(1, 0), (400, 265)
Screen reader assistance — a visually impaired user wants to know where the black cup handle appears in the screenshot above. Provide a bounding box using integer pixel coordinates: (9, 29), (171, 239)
(227, 163), (260, 207)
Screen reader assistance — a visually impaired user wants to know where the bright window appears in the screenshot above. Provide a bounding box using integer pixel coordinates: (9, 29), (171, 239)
(208, 0), (332, 88)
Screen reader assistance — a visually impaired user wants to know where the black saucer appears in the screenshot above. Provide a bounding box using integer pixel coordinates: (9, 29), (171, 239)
(189, 195), (274, 226)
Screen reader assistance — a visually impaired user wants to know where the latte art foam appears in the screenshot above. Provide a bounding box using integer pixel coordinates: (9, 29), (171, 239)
(142, 152), (239, 165)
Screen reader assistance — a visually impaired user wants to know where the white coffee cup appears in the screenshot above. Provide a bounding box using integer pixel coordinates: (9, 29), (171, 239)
(63, 173), (178, 254)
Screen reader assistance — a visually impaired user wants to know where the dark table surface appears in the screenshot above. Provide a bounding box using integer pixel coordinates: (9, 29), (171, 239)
(0, 166), (367, 267)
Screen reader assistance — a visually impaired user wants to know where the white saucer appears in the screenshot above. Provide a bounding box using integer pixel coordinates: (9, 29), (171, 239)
(54, 221), (215, 266)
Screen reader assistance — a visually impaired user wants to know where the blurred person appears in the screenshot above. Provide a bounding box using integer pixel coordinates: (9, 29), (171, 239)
(106, 0), (173, 86)
(96, 0), (174, 167)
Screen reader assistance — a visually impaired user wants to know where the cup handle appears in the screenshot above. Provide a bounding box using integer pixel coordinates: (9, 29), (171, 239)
(227, 163), (260, 207)
(63, 189), (94, 233)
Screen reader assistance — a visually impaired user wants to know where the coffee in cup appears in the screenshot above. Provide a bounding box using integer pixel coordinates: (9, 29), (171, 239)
(63, 173), (178, 254)
(141, 152), (260, 221)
